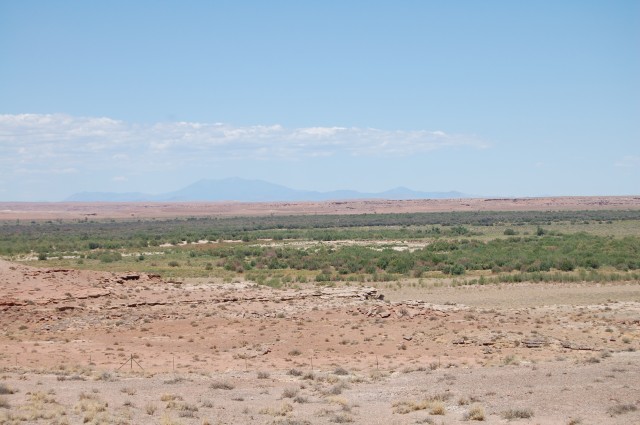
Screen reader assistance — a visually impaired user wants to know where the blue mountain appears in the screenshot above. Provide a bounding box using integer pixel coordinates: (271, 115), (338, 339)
(65, 178), (469, 202)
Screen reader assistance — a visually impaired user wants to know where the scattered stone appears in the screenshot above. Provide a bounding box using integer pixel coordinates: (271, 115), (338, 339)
(522, 339), (546, 348)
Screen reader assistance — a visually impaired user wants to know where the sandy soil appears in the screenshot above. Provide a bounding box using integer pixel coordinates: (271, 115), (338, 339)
(1, 195), (640, 221)
(1, 259), (639, 424)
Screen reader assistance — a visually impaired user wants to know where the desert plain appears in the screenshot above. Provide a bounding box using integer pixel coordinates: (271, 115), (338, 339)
(0, 197), (639, 425)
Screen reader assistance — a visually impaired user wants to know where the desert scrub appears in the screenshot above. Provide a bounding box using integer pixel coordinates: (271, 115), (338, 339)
(502, 408), (534, 419)
(161, 393), (183, 402)
(503, 354), (519, 365)
(293, 395), (308, 404)
(329, 412), (354, 423)
(465, 404), (485, 421)
(369, 370), (387, 381)
(145, 402), (157, 415)
(209, 381), (234, 390)
(120, 386), (136, 395)
(392, 399), (430, 414)
(75, 392), (110, 424)
(177, 402), (198, 418)
(163, 376), (186, 384)
(93, 371), (115, 381)
(160, 413), (184, 425)
(393, 395), (448, 416)
(325, 381), (349, 396)
(607, 403), (637, 416)
(0, 384), (15, 395)
(288, 368), (303, 377)
(333, 367), (349, 376)
(430, 401), (446, 415)
(281, 387), (299, 398)
(259, 402), (293, 416)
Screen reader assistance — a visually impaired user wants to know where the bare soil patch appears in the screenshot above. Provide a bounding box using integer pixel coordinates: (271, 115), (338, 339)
(1, 259), (639, 424)
(1, 195), (639, 221)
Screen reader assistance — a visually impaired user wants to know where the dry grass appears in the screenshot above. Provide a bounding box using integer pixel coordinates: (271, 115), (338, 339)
(176, 402), (198, 418)
(329, 412), (354, 423)
(607, 403), (637, 416)
(282, 387), (299, 399)
(145, 402), (157, 415)
(392, 398), (447, 415)
(502, 408), (534, 420)
(209, 381), (234, 390)
(0, 384), (15, 395)
(160, 413), (184, 425)
(259, 402), (294, 416)
(0, 396), (10, 409)
(430, 400), (446, 415)
(75, 392), (109, 424)
(465, 403), (485, 421)
(120, 386), (136, 396)
(9, 391), (67, 423)
(161, 393), (183, 402)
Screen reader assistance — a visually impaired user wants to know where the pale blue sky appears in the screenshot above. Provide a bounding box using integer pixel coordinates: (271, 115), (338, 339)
(1, 1), (638, 201)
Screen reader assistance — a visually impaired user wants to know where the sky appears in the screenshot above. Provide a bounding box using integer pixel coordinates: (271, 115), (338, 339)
(0, 1), (638, 201)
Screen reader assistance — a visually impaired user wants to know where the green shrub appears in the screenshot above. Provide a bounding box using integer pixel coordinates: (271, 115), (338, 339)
(98, 251), (122, 263)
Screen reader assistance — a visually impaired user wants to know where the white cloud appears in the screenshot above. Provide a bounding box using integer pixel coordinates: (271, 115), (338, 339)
(14, 167), (78, 175)
(615, 155), (640, 168)
(0, 113), (489, 176)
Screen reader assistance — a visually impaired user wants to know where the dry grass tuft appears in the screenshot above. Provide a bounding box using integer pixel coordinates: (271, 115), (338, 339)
(430, 400), (446, 415)
(0, 384), (15, 395)
(0, 396), (10, 409)
(465, 403), (485, 421)
(259, 402), (294, 416)
(120, 386), (136, 395)
(161, 393), (183, 402)
(75, 392), (110, 424)
(334, 367), (349, 376)
(502, 408), (534, 420)
(393, 399), (430, 414)
(145, 402), (157, 415)
(209, 381), (234, 390)
(607, 403), (637, 416)
(329, 412), (354, 423)
(160, 413), (184, 425)
(282, 387), (299, 399)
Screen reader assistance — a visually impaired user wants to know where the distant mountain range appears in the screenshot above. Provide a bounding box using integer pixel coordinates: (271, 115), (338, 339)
(65, 178), (469, 202)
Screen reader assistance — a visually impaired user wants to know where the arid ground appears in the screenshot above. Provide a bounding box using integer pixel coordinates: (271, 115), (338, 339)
(1, 198), (639, 424)
(1, 196), (640, 221)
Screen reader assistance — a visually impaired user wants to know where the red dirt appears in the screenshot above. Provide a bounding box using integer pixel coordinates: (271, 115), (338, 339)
(1, 196), (639, 221)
